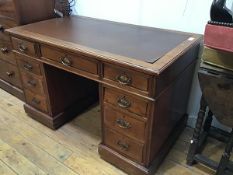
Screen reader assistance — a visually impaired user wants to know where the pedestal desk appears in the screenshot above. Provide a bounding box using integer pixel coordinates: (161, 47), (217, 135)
(0, 0), (24, 100)
(5, 16), (201, 175)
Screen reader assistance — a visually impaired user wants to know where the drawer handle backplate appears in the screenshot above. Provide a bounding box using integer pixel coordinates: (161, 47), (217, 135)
(6, 71), (15, 77)
(18, 43), (27, 53)
(1, 47), (8, 54)
(117, 96), (131, 108)
(116, 74), (131, 85)
(61, 56), (72, 66)
(117, 141), (129, 151)
(23, 63), (33, 71)
(31, 98), (41, 105)
(116, 118), (131, 129)
(27, 80), (37, 87)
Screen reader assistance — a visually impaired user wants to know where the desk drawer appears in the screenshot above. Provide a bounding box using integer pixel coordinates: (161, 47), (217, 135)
(0, 30), (11, 42)
(104, 88), (149, 116)
(0, 40), (16, 65)
(16, 54), (42, 75)
(41, 46), (98, 75)
(0, 59), (22, 88)
(104, 105), (146, 142)
(21, 72), (45, 95)
(104, 64), (151, 92)
(25, 89), (48, 113)
(104, 128), (144, 163)
(12, 37), (36, 57)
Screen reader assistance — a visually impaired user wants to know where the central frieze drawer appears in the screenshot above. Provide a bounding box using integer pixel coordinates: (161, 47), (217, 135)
(104, 88), (149, 117)
(41, 45), (98, 75)
(104, 105), (146, 142)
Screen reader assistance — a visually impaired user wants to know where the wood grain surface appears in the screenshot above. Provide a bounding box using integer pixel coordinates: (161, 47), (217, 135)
(0, 88), (226, 175)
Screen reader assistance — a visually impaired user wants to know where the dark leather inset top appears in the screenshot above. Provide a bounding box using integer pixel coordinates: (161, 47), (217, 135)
(17, 16), (191, 63)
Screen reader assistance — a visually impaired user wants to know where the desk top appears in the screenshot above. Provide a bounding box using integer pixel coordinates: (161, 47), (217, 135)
(7, 16), (201, 74)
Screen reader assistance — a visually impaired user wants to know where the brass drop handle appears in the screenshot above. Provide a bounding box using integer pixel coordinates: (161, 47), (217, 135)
(116, 74), (131, 85)
(31, 98), (41, 105)
(61, 56), (72, 66)
(18, 43), (27, 53)
(117, 96), (131, 108)
(6, 71), (15, 77)
(0, 25), (4, 32)
(117, 141), (129, 151)
(116, 118), (131, 129)
(23, 63), (33, 71)
(1, 47), (8, 54)
(27, 80), (36, 87)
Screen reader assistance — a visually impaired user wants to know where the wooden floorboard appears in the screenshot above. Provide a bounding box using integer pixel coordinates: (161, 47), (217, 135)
(0, 88), (227, 175)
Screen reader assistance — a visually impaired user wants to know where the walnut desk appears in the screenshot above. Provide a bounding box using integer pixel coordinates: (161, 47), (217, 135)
(6, 16), (201, 175)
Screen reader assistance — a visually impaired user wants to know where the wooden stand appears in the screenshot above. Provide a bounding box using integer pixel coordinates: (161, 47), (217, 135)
(187, 64), (233, 175)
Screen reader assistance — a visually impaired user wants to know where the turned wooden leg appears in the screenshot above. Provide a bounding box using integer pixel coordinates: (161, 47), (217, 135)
(187, 95), (208, 165)
(204, 110), (213, 133)
(216, 129), (233, 175)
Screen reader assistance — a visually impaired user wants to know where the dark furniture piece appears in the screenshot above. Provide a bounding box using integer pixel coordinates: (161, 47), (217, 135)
(0, 0), (71, 101)
(6, 16), (201, 175)
(13, 0), (55, 25)
(0, 0), (24, 100)
(187, 63), (233, 175)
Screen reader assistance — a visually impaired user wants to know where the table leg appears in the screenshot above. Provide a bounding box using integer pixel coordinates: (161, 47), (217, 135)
(187, 95), (208, 165)
(204, 110), (213, 132)
(216, 129), (233, 175)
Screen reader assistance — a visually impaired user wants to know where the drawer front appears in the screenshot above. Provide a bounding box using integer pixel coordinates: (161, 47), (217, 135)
(41, 46), (98, 75)
(24, 89), (48, 113)
(16, 54), (42, 75)
(104, 128), (144, 163)
(0, 40), (16, 65)
(0, 29), (11, 42)
(12, 37), (36, 57)
(0, 59), (22, 88)
(104, 106), (146, 142)
(104, 64), (150, 92)
(21, 72), (45, 95)
(104, 88), (149, 116)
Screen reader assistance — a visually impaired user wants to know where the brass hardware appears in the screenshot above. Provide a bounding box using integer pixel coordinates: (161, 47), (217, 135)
(61, 56), (72, 66)
(117, 96), (131, 108)
(27, 80), (36, 87)
(116, 118), (131, 129)
(116, 74), (131, 85)
(0, 25), (4, 32)
(117, 141), (129, 151)
(18, 43), (27, 53)
(31, 98), (41, 105)
(6, 71), (14, 77)
(1, 47), (8, 54)
(23, 63), (33, 71)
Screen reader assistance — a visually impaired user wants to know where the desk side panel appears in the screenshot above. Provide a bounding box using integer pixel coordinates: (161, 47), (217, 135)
(154, 43), (200, 97)
(148, 57), (197, 165)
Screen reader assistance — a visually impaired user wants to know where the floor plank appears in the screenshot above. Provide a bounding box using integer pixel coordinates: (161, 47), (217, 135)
(0, 160), (17, 175)
(0, 139), (47, 175)
(0, 88), (229, 175)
